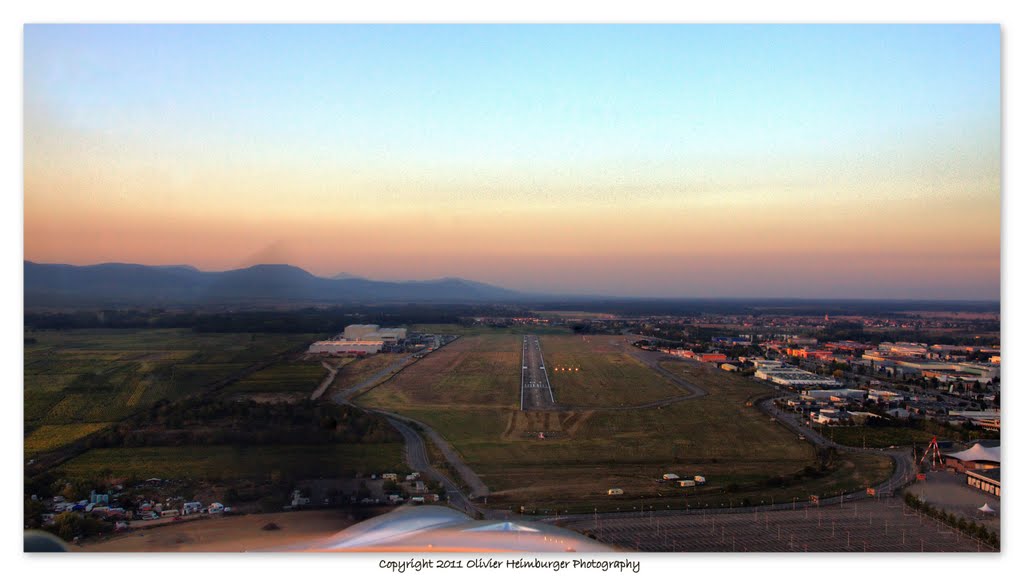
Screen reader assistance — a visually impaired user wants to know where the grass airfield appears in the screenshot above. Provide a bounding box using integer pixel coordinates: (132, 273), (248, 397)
(358, 333), (890, 511)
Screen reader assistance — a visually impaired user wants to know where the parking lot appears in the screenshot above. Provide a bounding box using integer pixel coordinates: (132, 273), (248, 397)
(560, 497), (996, 552)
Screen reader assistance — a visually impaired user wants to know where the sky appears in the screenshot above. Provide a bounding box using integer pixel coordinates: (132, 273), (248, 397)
(23, 24), (1001, 299)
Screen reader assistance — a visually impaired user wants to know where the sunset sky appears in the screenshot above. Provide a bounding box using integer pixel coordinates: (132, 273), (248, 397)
(23, 24), (1000, 299)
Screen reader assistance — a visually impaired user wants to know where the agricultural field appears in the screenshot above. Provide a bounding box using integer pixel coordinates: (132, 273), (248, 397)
(541, 335), (683, 407)
(325, 353), (416, 397)
(56, 443), (405, 483)
(24, 423), (111, 456)
(219, 361), (328, 398)
(24, 329), (318, 452)
(357, 334), (889, 511)
(359, 334), (520, 408)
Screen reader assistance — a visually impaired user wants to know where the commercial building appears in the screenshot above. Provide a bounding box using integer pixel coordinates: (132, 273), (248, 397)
(943, 442), (1000, 471)
(867, 389), (904, 404)
(965, 468), (1000, 498)
(801, 389), (867, 402)
(948, 410), (1000, 430)
(811, 408), (850, 425)
(786, 348), (834, 361)
(878, 342), (928, 357)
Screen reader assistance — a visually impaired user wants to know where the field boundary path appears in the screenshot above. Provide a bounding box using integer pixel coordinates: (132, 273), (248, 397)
(309, 361), (339, 401)
(328, 353), (417, 403)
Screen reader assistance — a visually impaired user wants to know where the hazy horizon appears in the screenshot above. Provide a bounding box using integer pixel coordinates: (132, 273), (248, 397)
(24, 24), (1001, 300)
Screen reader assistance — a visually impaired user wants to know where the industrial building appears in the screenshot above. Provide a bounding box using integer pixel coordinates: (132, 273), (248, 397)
(344, 323), (407, 340)
(308, 340), (383, 355)
(754, 367), (839, 389)
(344, 324), (381, 340)
(309, 324), (408, 356)
(343, 325), (407, 342)
(801, 388), (867, 402)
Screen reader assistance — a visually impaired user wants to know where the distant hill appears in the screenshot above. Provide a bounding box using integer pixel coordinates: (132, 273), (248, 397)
(23, 261), (526, 307)
(330, 272), (366, 280)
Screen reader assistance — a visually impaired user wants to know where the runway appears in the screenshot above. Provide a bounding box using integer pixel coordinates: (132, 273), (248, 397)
(521, 335), (556, 411)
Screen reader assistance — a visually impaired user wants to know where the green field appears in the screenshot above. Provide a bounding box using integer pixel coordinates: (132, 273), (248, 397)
(56, 443), (405, 482)
(326, 353), (413, 396)
(542, 335), (683, 407)
(24, 329), (318, 452)
(25, 423), (112, 456)
(360, 334), (519, 408)
(220, 361), (328, 396)
(355, 334), (891, 510)
(827, 425), (942, 449)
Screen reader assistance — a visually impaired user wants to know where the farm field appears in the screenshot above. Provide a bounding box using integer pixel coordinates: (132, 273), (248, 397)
(325, 353), (409, 396)
(24, 423), (112, 456)
(219, 361), (328, 398)
(24, 329), (319, 452)
(356, 334), (886, 510)
(57, 443), (405, 482)
(541, 335), (683, 407)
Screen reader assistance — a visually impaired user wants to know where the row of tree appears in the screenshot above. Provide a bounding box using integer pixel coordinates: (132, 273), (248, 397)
(903, 492), (999, 550)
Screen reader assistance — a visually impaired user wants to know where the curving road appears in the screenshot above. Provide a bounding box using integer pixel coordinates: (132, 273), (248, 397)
(386, 416), (479, 516)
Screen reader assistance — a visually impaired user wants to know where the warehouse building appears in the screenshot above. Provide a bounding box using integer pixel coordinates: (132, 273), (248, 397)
(308, 340), (383, 355)
(754, 367), (839, 389)
(344, 324), (382, 340)
(343, 324), (407, 343)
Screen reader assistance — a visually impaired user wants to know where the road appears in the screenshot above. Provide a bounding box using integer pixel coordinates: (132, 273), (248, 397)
(520, 335), (556, 411)
(622, 346), (708, 399)
(386, 417), (479, 516)
(756, 394), (915, 497)
(369, 407), (490, 499)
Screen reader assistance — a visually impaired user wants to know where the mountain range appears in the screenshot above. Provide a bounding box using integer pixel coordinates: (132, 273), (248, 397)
(24, 261), (528, 307)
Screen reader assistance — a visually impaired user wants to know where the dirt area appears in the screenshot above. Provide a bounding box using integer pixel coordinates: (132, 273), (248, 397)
(906, 470), (1001, 534)
(78, 510), (359, 552)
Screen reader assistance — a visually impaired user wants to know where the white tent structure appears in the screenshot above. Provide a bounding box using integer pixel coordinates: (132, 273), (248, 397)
(945, 443), (1000, 464)
(978, 503), (996, 514)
